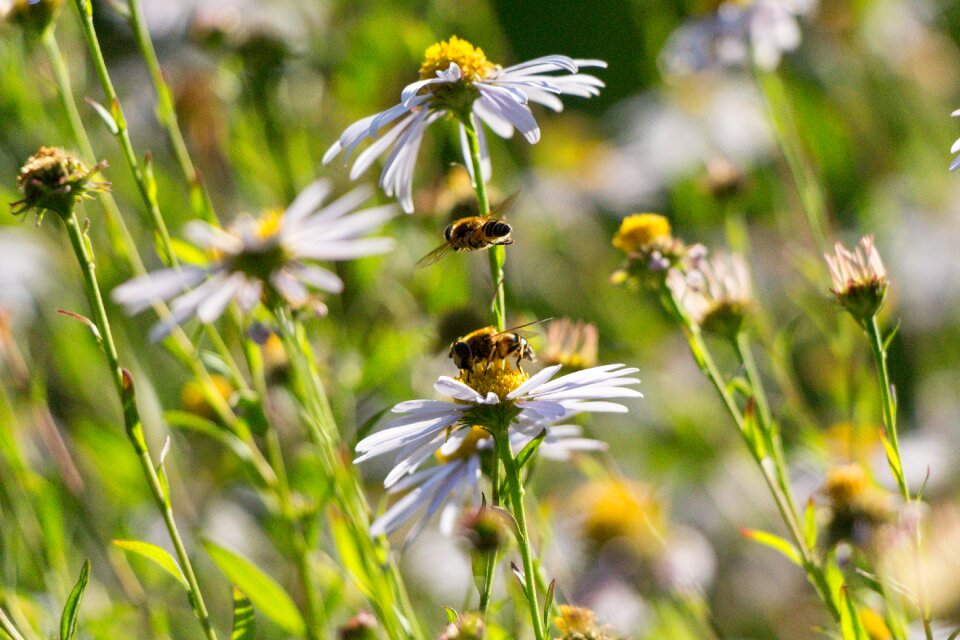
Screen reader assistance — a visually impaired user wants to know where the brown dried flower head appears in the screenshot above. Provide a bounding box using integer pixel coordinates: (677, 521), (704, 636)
(12, 147), (108, 220)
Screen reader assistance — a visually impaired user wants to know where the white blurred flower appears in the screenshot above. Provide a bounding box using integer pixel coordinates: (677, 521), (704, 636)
(112, 180), (395, 340)
(660, 0), (816, 75)
(324, 36), (605, 212)
(0, 229), (54, 324)
(668, 251), (753, 338)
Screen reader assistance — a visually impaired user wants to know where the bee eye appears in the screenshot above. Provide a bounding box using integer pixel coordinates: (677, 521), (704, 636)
(451, 342), (472, 368)
(443, 224), (454, 241)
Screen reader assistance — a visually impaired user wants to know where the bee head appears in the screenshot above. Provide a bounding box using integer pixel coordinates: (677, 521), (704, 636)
(449, 340), (473, 370)
(443, 223), (454, 242)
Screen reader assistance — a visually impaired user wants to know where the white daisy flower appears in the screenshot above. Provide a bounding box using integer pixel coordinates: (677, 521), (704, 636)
(356, 362), (639, 493)
(660, 0), (816, 76)
(323, 35), (606, 212)
(112, 180), (395, 340)
(368, 423), (607, 540)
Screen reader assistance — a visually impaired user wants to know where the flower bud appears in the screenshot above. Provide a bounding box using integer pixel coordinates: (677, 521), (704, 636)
(12, 147), (108, 220)
(824, 236), (888, 326)
(439, 611), (485, 640)
(460, 502), (511, 554)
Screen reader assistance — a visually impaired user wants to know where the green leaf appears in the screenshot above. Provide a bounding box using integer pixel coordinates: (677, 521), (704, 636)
(113, 540), (187, 588)
(231, 587), (256, 640)
(740, 528), (801, 566)
(60, 560), (90, 640)
(543, 579), (556, 631)
(741, 399), (766, 458)
(883, 319), (901, 351)
(329, 514), (373, 598)
(516, 429), (547, 469)
(839, 585), (868, 640)
(947, 626), (960, 640)
(444, 607), (459, 624)
(201, 538), (306, 637)
(879, 430), (905, 492)
(804, 498), (817, 550)
(85, 98), (119, 135)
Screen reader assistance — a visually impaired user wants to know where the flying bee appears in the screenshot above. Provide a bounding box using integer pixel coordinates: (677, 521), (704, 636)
(416, 194), (517, 269)
(449, 319), (548, 373)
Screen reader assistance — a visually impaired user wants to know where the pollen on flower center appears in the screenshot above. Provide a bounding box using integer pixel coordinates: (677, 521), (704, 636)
(612, 213), (672, 254)
(435, 426), (490, 463)
(456, 361), (528, 401)
(419, 36), (495, 82)
(255, 208), (284, 240)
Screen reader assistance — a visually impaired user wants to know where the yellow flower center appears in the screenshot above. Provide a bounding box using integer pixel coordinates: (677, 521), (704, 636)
(435, 426), (490, 463)
(255, 208), (284, 240)
(554, 605), (598, 637)
(456, 361), (528, 401)
(611, 213), (672, 254)
(575, 478), (663, 550)
(419, 36), (495, 82)
(823, 463), (868, 507)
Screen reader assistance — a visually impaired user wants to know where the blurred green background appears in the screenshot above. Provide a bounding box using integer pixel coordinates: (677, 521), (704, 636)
(2, 0), (960, 638)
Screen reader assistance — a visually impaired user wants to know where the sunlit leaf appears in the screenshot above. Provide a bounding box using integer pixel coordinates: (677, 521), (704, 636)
(113, 540), (187, 588)
(231, 587), (256, 640)
(60, 560), (90, 640)
(740, 528), (801, 566)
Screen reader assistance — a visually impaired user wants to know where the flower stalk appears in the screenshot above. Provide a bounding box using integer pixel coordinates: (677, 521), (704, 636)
(69, 0), (177, 266)
(493, 429), (546, 640)
(463, 115), (506, 332)
(61, 210), (218, 640)
(658, 282), (841, 622)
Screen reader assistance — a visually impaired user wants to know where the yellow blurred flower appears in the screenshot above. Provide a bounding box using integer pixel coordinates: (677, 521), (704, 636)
(611, 213), (672, 255)
(574, 478), (664, 554)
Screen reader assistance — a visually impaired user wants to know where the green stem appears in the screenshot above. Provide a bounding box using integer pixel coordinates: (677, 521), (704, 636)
(478, 454), (500, 616)
(69, 0), (178, 266)
(755, 69), (829, 252)
(0, 606), (26, 640)
(659, 285), (840, 623)
(463, 116), (506, 331)
(124, 0), (217, 223)
(495, 434), (546, 640)
(62, 211), (218, 640)
(865, 318), (932, 639)
(269, 305), (425, 640)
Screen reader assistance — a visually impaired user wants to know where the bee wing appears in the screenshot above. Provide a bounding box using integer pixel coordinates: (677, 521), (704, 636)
(415, 242), (455, 269)
(487, 190), (520, 218)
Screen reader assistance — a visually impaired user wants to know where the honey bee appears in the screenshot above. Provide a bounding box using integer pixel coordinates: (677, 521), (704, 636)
(416, 195), (517, 268)
(449, 320), (547, 372)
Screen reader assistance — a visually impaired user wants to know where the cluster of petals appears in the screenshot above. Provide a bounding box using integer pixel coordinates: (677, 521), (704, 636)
(112, 180), (395, 340)
(324, 51), (606, 212)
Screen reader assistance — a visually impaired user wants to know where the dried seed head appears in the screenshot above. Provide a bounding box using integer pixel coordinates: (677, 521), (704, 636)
(459, 501), (511, 554)
(12, 147), (108, 220)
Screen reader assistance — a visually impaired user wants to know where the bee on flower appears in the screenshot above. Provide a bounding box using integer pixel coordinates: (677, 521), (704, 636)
(323, 35), (606, 212)
(667, 251), (754, 339)
(610, 213), (705, 288)
(112, 180), (395, 340)
(824, 235), (889, 326)
(354, 351), (638, 540)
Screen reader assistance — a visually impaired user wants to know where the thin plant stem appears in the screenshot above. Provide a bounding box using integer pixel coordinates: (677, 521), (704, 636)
(865, 317), (933, 640)
(269, 305), (425, 640)
(61, 210), (218, 640)
(495, 433), (546, 640)
(0, 606), (26, 640)
(463, 116), (506, 332)
(69, 0), (178, 266)
(242, 337), (324, 638)
(124, 0), (217, 223)
(755, 69), (829, 253)
(659, 284), (841, 622)
(478, 455), (500, 616)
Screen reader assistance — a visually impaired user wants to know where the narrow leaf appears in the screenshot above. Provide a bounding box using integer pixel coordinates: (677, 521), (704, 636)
(201, 539), (306, 636)
(85, 98), (119, 135)
(879, 430), (905, 491)
(516, 429), (547, 469)
(56, 309), (102, 343)
(230, 587), (256, 640)
(804, 498), (817, 550)
(839, 585), (868, 640)
(444, 607), (459, 624)
(113, 540), (187, 588)
(60, 560), (90, 640)
(740, 528), (801, 566)
(510, 562), (526, 589)
(329, 514), (373, 598)
(543, 579), (556, 630)
(883, 320), (901, 351)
